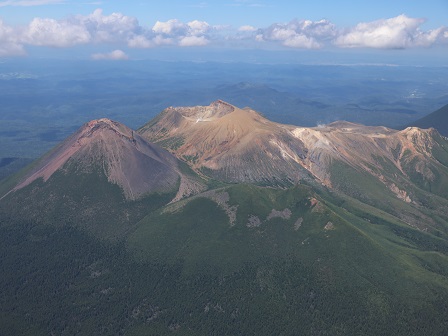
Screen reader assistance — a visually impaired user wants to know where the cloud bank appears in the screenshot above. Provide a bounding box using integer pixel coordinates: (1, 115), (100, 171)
(334, 15), (445, 49)
(257, 19), (336, 49)
(0, 9), (446, 57)
(0, 19), (25, 56)
(150, 19), (212, 47)
(257, 16), (447, 49)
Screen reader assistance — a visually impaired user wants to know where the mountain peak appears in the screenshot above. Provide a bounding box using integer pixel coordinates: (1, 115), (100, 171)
(210, 99), (234, 108)
(399, 126), (439, 142)
(164, 100), (236, 121)
(89, 117), (114, 125)
(8, 119), (187, 200)
(80, 118), (134, 141)
(400, 126), (435, 134)
(138, 101), (308, 184)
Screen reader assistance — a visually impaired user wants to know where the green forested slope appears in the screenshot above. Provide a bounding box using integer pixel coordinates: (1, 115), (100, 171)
(2, 183), (448, 335)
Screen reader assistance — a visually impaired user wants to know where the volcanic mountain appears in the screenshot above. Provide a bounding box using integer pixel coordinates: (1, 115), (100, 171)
(2, 102), (448, 335)
(0, 118), (204, 238)
(139, 101), (448, 218)
(3, 118), (202, 201)
(138, 100), (310, 184)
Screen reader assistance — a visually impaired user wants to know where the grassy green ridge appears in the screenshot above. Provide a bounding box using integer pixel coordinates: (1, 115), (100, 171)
(1, 183), (448, 334)
(328, 157), (448, 233)
(126, 184), (448, 335)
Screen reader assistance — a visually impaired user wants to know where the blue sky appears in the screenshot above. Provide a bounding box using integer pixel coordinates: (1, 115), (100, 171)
(0, 0), (447, 64)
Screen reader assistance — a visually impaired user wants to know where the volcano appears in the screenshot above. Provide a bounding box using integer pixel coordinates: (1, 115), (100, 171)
(2, 102), (448, 336)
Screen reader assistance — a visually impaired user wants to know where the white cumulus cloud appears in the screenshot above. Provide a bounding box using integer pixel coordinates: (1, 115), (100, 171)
(151, 18), (211, 46)
(0, 10), (446, 57)
(335, 14), (448, 49)
(187, 20), (210, 35)
(282, 34), (321, 49)
(238, 25), (257, 32)
(78, 8), (140, 44)
(152, 19), (211, 37)
(0, 19), (26, 56)
(24, 17), (91, 47)
(152, 19), (185, 35)
(91, 49), (128, 60)
(179, 35), (208, 47)
(254, 16), (447, 49)
(151, 35), (175, 46)
(18, 10), (214, 50)
(258, 19), (336, 49)
(22, 8), (142, 48)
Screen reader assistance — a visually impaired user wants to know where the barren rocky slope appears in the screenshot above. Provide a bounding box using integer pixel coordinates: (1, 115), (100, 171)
(139, 101), (448, 203)
(293, 122), (447, 196)
(3, 118), (202, 201)
(139, 100), (310, 184)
